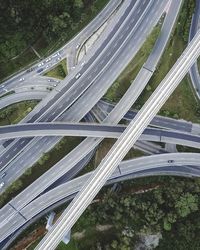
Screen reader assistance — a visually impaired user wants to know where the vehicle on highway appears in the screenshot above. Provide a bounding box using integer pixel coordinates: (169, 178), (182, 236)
(37, 68), (44, 73)
(0, 182), (4, 189)
(168, 160), (174, 163)
(81, 61), (85, 66)
(19, 78), (25, 82)
(1, 84), (5, 88)
(75, 73), (81, 79)
(1, 172), (6, 178)
(46, 58), (51, 63)
(76, 43), (81, 49)
(38, 62), (44, 67)
(26, 68), (33, 73)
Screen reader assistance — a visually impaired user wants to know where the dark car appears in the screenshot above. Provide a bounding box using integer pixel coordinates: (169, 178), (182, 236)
(37, 68), (44, 73)
(168, 160), (174, 163)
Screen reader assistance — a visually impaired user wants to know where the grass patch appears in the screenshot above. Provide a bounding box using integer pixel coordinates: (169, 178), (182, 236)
(56, 240), (78, 250)
(44, 59), (67, 80)
(0, 136), (83, 208)
(104, 24), (162, 102)
(0, 100), (38, 126)
(134, 6), (200, 123)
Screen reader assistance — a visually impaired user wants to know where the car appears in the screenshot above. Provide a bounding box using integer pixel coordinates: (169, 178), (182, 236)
(26, 68), (33, 73)
(48, 79), (54, 82)
(1, 172), (6, 178)
(38, 62), (44, 67)
(55, 80), (60, 83)
(1, 84), (5, 88)
(37, 68), (44, 73)
(0, 182), (5, 188)
(53, 84), (57, 87)
(57, 57), (61, 61)
(168, 160), (174, 163)
(76, 43), (81, 49)
(75, 73), (81, 79)
(81, 61), (85, 66)
(46, 58), (51, 63)
(19, 78), (25, 82)
(52, 53), (58, 58)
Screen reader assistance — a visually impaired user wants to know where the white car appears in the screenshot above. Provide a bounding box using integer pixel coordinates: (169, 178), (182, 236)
(76, 43), (81, 49)
(46, 58), (51, 62)
(38, 62), (44, 67)
(0, 182), (5, 188)
(19, 78), (25, 82)
(81, 61), (85, 66)
(75, 73), (81, 79)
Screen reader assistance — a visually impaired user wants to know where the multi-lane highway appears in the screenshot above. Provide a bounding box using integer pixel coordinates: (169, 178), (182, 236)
(1, 0), (199, 249)
(0, 123), (200, 150)
(1, 153), (200, 248)
(0, 0), (168, 190)
(35, 26), (200, 250)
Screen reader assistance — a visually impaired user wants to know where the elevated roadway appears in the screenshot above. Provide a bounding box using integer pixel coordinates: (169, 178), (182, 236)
(189, 0), (200, 99)
(0, 153), (200, 246)
(0, 123), (200, 149)
(0, 0), (169, 188)
(35, 27), (200, 250)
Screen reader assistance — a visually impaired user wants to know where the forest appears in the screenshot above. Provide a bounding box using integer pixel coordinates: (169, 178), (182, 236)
(0, 0), (94, 62)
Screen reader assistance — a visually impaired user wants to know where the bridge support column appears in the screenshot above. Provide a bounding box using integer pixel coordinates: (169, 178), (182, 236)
(45, 211), (71, 244)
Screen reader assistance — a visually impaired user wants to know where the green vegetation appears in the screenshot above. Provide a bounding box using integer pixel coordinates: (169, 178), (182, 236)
(0, 100), (38, 126)
(56, 241), (78, 250)
(104, 23), (161, 102)
(134, 1), (199, 123)
(49, 176), (199, 250)
(44, 59), (67, 80)
(0, 0), (110, 82)
(0, 137), (82, 208)
(176, 0), (195, 42)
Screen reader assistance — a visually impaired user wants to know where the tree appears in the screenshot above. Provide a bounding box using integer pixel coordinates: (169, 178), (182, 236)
(175, 193), (198, 217)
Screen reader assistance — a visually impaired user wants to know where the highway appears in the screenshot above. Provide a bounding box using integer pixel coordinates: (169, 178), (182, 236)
(0, 1), (198, 248)
(0, 0), (122, 95)
(35, 27), (200, 250)
(0, 0), (126, 166)
(189, 0), (200, 99)
(0, 153), (200, 247)
(0, 1), (174, 216)
(0, 123), (200, 150)
(95, 100), (196, 133)
(0, 0), (149, 169)
(0, 0), (168, 189)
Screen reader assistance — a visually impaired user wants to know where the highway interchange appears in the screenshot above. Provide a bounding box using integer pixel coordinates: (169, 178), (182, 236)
(0, 0), (200, 249)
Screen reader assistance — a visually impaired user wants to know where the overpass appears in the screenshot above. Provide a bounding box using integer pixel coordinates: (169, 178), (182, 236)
(35, 26), (200, 250)
(0, 153), (200, 246)
(0, 123), (200, 149)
